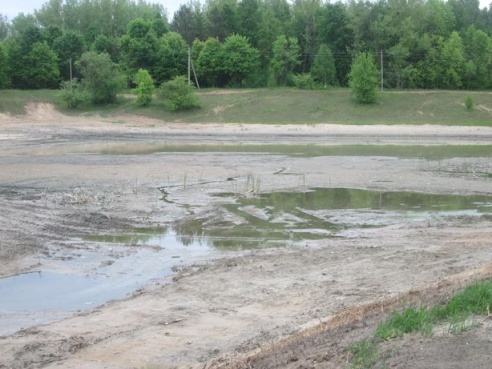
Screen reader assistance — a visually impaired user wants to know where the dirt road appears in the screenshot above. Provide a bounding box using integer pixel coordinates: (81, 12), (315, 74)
(0, 103), (491, 368)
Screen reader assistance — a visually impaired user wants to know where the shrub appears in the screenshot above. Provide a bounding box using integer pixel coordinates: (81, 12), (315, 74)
(465, 96), (474, 111)
(292, 73), (315, 90)
(132, 69), (155, 106)
(59, 79), (88, 109)
(349, 52), (379, 104)
(77, 51), (124, 104)
(158, 76), (201, 112)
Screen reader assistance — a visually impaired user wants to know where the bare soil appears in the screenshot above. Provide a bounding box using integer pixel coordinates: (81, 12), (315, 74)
(0, 103), (491, 369)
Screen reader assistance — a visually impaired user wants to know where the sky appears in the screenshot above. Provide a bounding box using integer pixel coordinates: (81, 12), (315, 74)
(1, 0), (184, 20)
(1, 0), (492, 22)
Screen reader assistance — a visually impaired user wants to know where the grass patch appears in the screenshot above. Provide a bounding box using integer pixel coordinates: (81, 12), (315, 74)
(348, 339), (379, 369)
(0, 89), (59, 115)
(375, 307), (433, 340)
(433, 280), (492, 319)
(348, 280), (492, 368)
(0, 88), (491, 126)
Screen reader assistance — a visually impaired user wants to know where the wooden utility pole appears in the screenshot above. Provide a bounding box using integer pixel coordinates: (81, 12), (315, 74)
(380, 50), (384, 92)
(188, 46), (191, 85)
(69, 56), (73, 92)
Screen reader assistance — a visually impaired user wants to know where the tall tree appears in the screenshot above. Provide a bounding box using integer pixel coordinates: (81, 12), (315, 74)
(91, 34), (120, 62)
(386, 43), (412, 88)
(120, 18), (159, 80)
(196, 37), (224, 86)
(448, 0), (483, 32)
(420, 0), (456, 37)
(52, 30), (85, 81)
(437, 31), (466, 89)
(0, 13), (10, 40)
(6, 24), (55, 89)
(10, 13), (39, 37)
(43, 25), (63, 48)
(221, 34), (259, 86)
(270, 35), (301, 86)
(172, 2), (203, 45)
(25, 42), (60, 89)
(292, 0), (321, 72)
(35, 0), (63, 29)
(316, 3), (354, 86)
(0, 42), (9, 88)
(154, 32), (188, 84)
(347, 0), (383, 53)
(414, 34), (439, 89)
(462, 25), (492, 89)
(204, 0), (238, 41)
(257, 0), (289, 70)
(237, 0), (261, 47)
(310, 43), (337, 86)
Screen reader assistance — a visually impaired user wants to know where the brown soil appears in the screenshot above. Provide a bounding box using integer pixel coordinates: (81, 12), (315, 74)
(0, 103), (491, 369)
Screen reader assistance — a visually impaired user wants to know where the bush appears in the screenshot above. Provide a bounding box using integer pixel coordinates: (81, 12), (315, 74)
(77, 51), (124, 104)
(59, 79), (88, 109)
(349, 52), (379, 104)
(465, 96), (474, 111)
(132, 69), (155, 106)
(158, 76), (201, 112)
(292, 73), (315, 89)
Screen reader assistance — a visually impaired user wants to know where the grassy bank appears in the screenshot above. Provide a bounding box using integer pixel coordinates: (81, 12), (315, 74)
(0, 88), (491, 126)
(348, 279), (492, 369)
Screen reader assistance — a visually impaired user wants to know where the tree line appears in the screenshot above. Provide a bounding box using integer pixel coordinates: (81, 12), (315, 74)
(0, 0), (491, 94)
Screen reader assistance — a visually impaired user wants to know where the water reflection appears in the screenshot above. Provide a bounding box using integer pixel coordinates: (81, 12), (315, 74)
(82, 188), (492, 251)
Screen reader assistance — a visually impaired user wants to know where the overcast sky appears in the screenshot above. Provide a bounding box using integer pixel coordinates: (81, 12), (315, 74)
(2, 0), (492, 22)
(1, 0), (184, 20)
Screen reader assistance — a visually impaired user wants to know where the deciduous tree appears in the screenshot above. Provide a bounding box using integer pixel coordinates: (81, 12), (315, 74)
(270, 35), (300, 86)
(221, 34), (259, 87)
(77, 51), (123, 104)
(349, 52), (379, 104)
(311, 43), (336, 87)
(154, 32), (188, 84)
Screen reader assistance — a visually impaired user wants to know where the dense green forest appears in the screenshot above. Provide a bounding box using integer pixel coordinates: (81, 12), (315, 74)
(0, 0), (491, 92)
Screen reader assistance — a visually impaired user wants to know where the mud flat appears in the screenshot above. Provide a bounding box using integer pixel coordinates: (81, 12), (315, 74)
(0, 105), (491, 368)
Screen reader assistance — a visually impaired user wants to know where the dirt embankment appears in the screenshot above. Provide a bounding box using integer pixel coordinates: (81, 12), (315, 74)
(0, 104), (491, 369)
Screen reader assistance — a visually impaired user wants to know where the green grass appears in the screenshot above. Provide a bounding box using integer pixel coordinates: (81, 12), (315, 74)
(348, 339), (379, 369)
(0, 88), (491, 126)
(433, 280), (492, 320)
(375, 307), (433, 340)
(348, 279), (492, 368)
(0, 89), (60, 115)
(375, 280), (492, 340)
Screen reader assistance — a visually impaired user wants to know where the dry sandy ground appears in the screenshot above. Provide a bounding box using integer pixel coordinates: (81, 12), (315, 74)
(0, 103), (491, 369)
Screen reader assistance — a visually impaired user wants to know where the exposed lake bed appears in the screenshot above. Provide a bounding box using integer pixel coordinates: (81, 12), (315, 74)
(0, 106), (491, 368)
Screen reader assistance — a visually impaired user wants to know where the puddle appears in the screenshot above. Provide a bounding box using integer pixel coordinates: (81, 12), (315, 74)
(2, 188), (491, 335)
(0, 230), (215, 335)
(179, 188), (492, 247)
(0, 272), (123, 312)
(83, 143), (492, 159)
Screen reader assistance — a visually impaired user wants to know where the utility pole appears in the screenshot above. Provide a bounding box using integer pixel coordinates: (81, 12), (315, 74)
(188, 46), (191, 85)
(380, 50), (384, 92)
(69, 56), (73, 92)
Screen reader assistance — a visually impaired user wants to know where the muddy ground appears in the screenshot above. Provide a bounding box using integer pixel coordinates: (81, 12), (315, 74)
(0, 103), (491, 369)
